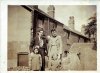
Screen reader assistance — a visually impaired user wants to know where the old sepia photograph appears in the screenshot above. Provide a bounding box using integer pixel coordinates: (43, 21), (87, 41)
(7, 5), (97, 71)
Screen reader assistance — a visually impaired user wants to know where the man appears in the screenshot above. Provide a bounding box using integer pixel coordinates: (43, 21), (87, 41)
(29, 28), (47, 71)
(48, 29), (62, 70)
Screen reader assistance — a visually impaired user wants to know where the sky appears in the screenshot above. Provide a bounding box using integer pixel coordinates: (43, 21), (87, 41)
(38, 5), (96, 32)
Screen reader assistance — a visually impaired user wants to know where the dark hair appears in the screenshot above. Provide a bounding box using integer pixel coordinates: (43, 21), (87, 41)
(51, 28), (56, 33)
(64, 51), (68, 54)
(33, 48), (39, 54)
(36, 28), (44, 32)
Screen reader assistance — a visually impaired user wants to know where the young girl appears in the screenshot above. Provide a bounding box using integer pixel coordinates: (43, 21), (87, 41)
(29, 45), (42, 71)
(48, 54), (61, 71)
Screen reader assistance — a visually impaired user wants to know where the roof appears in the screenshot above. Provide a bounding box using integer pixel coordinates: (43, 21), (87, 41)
(22, 5), (89, 39)
(22, 5), (64, 24)
(63, 25), (89, 39)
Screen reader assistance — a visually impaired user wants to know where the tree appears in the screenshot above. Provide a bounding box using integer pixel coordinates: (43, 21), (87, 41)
(85, 13), (97, 38)
(85, 13), (97, 50)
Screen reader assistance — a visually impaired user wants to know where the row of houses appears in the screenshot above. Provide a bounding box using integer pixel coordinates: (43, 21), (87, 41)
(8, 5), (90, 68)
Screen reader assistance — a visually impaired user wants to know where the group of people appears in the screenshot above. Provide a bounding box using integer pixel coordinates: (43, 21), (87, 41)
(28, 28), (81, 71)
(29, 28), (62, 71)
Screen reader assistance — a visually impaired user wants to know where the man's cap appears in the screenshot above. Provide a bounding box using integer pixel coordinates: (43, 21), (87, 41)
(51, 28), (56, 33)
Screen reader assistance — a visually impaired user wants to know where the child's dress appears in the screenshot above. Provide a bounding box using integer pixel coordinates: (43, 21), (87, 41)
(51, 59), (61, 71)
(29, 52), (42, 71)
(48, 53), (61, 71)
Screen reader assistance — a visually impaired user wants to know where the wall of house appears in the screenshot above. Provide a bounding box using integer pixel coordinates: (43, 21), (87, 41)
(43, 19), (49, 36)
(68, 32), (79, 44)
(49, 21), (55, 35)
(8, 6), (31, 68)
(79, 37), (85, 43)
(56, 23), (67, 52)
(62, 32), (69, 52)
(63, 30), (89, 52)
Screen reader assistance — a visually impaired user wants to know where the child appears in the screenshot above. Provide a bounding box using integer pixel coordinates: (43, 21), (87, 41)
(29, 45), (42, 71)
(63, 50), (68, 57)
(48, 54), (61, 71)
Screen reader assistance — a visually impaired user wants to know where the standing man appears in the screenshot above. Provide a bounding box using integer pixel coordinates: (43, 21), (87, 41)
(48, 29), (62, 70)
(29, 28), (48, 71)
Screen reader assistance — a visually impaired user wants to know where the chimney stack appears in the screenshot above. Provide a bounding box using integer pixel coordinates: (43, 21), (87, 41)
(33, 5), (38, 9)
(68, 16), (75, 30)
(47, 5), (55, 18)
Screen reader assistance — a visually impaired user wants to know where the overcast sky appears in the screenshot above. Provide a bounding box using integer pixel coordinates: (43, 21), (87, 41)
(38, 5), (96, 32)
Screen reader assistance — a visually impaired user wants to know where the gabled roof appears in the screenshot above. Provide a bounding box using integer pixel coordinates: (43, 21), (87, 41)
(22, 5), (89, 39)
(22, 5), (64, 24)
(63, 25), (89, 39)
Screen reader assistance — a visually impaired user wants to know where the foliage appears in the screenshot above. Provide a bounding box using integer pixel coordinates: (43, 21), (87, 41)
(85, 13), (97, 38)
